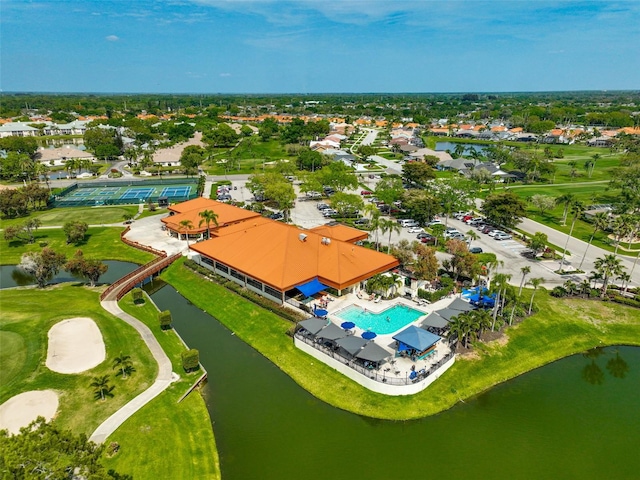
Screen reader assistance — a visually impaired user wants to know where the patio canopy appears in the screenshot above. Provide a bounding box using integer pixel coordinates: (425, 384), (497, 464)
(298, 317), (329, 335)
(421, 312), (449, 329)
(355, 342), (391, 363)
(469, 294), (496, 307)
(296, 278), (328, 297)
(317, 323), (347, 341)
(335, 336), (368, 356)
(435, 308), (463, 322)
(393, 325), (440, 351)
(448, 298), (476, 312)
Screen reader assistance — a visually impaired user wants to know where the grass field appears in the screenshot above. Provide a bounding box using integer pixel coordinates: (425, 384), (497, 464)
(493, 182), (639, 252)
(204, 139), (292, 175)
(0, 285), (158, 435)
(0, 205), (140, 229)
(102, 292), (220, 480)
(1, 226), (154, 265)
(162, 259), (640, 420)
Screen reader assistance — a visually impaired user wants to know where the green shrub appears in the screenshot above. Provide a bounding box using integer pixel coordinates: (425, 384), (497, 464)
(181, 349), (200, 372)
(159, 310), (172, 329)
(132, 288), (144, 304)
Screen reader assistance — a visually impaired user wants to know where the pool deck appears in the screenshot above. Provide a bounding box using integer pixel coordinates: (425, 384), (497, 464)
(308, 292), (458, 389)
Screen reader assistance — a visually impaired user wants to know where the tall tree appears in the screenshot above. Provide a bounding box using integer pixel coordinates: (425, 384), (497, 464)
(481, 191), (527, 230)
(179, 219), (194, 245)
(527, 277), (543, 314)
(555, 193), (576, 225)
(558, 201), (584, 271)
(578, 211), (610, 271)
(198, 209), (219, 240)
(90, 375), (115, 401)
(518, 266), (531, 296)
(19, 247), (66, 288)
(593, 254), (625, 298)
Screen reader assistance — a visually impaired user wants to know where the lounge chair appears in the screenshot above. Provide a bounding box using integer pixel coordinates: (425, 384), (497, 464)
(374, 295), (381, 303)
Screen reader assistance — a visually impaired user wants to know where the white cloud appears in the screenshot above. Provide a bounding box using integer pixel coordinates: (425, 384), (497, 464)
(105, 35), (119, 42)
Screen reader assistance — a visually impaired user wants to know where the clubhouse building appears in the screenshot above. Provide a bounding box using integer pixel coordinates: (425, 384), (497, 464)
(163, 198), (399, 305)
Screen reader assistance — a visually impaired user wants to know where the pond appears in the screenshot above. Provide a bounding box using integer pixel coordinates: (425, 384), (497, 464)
(436, 141), (489, 156)
(151, 285), (640, 480)
(0, 261), (139, 289)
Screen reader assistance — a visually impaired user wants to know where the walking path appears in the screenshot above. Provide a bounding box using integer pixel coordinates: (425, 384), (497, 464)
(89, 258), (179, 444)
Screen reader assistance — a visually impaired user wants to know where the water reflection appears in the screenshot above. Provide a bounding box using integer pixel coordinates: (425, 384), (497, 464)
(581, 347), (629, 385)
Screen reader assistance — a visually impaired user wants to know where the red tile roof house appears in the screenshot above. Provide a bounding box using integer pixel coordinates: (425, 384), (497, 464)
(166, 198), (399, 304)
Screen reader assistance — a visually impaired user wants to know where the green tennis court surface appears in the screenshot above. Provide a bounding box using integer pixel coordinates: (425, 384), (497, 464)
(53, 179), (199, 207)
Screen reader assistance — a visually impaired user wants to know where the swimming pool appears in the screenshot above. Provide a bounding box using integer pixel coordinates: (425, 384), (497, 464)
(335, 304), (425, 335)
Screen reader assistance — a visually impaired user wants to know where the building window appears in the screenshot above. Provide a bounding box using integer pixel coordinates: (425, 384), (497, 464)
(215, 262), (229, 274)
(247, 278), (262, 290)
(230, 269), (245, 282)
(264, 285), (281, 299)
(201, 256), (214, 267)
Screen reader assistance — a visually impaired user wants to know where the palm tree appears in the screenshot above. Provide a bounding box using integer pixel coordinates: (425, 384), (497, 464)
(579, 279), (592, 298)
(616, 272), (631, 292)
(611, 215), (633, 257)
(113, 354), (133, 379)
(593, 254), (625, 298)
(527, 277), (543, 314)
(518, 266), (531, 296)
(589, 270), (603, 289)
(558, 201), (584, 272)
(198, 209), (219, 240)
(447, 314), (470, 349)
(589, 153), (600, 178)
(466, 229), (479, 249)
(555, 193), (576, 225)
(90, 375), (115, 401)
(578, 211), (609, 271)
(471, 309), (492, 339)
(380, 218), (401, 249)
(179, 219), (194, 245)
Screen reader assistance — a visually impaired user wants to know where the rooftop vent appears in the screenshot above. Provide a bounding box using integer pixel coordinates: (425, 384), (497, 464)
(298, 233), (307, 242)
(321, 237), (331, 245)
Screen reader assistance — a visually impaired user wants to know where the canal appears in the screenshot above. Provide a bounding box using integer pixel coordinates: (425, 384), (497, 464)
(150, 284), (640, 480)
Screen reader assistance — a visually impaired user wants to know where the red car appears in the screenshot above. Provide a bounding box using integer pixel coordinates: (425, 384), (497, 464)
(361, 190), (373, 196)
(462, 215), (474, 222)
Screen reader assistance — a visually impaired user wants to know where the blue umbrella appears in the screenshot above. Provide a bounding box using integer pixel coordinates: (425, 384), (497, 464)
(361, 331), (377, 340)
(341, 321), (356, 329)
(314, 308), (328, 317)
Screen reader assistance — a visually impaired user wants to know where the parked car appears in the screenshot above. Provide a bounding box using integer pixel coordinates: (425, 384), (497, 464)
(488, 230), (506, 238)
(427, 219), (443, 226)
(361, 190), (373, 196)
(317, 203), (330, 210)
(462, 215), (474, 222)
(354, 218), (369, 226)
(494, 233), (513, 241)
(469, 247), (483, 254)
(467, 218), (484, 226)
(482, 225), (497, 234)
(323, 209), (338, 217)
(444, 229), (461, 238)
(269, 212), (284, 220)
(420, 235), (436, 244)
(408, 227), (424, 234)
(217, 194), (232, 201)
(449, 233), (466, 241)
(453, 211), (470, 219)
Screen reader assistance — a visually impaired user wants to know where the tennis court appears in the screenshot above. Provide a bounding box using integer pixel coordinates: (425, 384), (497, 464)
(53, 179), (199, 207)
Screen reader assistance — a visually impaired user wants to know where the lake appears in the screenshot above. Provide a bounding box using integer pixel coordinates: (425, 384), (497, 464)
(151, 285), (640, 480)
(0, 261), (139, 289)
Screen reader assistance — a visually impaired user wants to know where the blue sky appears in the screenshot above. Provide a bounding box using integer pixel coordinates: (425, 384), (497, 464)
(2, 0), (639, 93)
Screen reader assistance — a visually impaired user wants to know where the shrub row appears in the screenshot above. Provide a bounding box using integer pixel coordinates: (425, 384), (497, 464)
(183, 260), (307, 323)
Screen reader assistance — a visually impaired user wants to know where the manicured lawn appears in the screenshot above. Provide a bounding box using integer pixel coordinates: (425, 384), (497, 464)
(1, 226), (154, 265)
(0, 285), (158, 435)
(203, 139), (292, 175)
(162, 259), (640, 420)
(0, 205), (140, 229)
(494, 183), (640, 252)
(102, 293), (220, 480)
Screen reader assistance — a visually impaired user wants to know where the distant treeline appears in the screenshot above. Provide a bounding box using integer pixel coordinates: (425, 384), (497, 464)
(1, 91), (639, 127)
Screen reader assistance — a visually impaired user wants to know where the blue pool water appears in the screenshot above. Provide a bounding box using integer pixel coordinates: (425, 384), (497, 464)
(335, 304), (425, 335)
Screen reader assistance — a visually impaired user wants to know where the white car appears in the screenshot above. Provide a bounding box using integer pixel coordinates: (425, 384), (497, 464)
(494, 233), (513, 241)
(488, 230), (506, 238)
(408, 227), (424, 234)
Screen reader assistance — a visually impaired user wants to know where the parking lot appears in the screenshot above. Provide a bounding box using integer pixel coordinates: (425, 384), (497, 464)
(208, 175), (588, 288)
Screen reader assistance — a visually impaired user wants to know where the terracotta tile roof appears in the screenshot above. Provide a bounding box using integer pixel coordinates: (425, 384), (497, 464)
(163, 198), (261, 233)
(509, 127), (523, 133)
(308, 224), (369, 243)
(620, 127), (640, 135)
(190, 220), (398, 291)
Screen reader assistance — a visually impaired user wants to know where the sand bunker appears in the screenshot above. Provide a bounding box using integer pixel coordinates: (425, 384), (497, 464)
(46, 317), (106, 374)
(0, 390), (59, 435)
